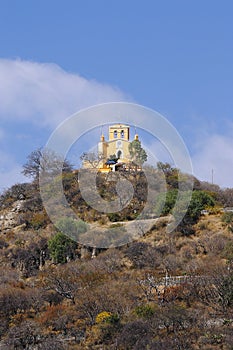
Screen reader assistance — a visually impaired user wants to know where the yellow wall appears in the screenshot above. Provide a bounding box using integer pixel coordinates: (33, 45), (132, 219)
(109, 124), (130, 141)
(106, 139), (130, 162)
(84, 124), (134, 171)
(98, 124), (131, 163)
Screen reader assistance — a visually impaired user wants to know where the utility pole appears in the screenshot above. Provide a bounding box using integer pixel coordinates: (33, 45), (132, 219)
(211, 169), (214, 185)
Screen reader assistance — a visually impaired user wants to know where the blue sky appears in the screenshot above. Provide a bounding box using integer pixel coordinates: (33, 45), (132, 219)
(0, 0), (233, 190)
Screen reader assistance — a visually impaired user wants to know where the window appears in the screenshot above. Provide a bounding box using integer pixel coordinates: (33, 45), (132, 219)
(121, 130), (124, 138)
(114, 130), (117, 138)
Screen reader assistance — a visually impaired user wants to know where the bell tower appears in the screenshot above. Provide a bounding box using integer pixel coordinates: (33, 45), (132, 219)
(94, 124), (133, 171)
(109, 124), (130, 141)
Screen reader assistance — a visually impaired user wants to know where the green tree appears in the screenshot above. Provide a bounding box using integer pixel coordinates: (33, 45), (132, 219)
(154, 189), (178, 216)
(171, 190), (215, 222)
(48, 232), (77, 264)
(154, 190), (215, 234)
(175, 190), (215, 235)
(128, 139), (147, 168)
(186, 190), (215, 222)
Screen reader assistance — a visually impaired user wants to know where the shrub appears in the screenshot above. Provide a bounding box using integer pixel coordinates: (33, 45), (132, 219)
(56, 217), (88, 240)
(134, 304), (155, 319)
(95, 311), (112, 323)
(29, 211), (49, 230)
(48, 232), (77, 264)
(221, 241), (233, 263)
(0, 239), (9, 249)
(117, 320), (152, 349)
(222, 212), (233, 224)
(0, 182), (33, 208)
(126, 242), (161, 269)
(222, 212), (233, 232)
(219, 274), (233, 309)
(107, 213), (122, 222)
(109, 223), (123, 228)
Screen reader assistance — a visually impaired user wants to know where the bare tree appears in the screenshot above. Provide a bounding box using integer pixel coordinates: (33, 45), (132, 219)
(80, 151), (105, 169)
(22, 148), (73, 180)
(42, 265), (79, 305)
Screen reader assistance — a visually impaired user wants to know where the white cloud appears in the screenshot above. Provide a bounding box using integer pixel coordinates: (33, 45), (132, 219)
(0, 58), (129, 128)
(0, 58), (232, 191)
(0, 58), (129, 191)
(192, 134), (233, 188)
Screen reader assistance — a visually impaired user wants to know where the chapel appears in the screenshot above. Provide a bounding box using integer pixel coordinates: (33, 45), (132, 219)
(97, 124), (139, 172)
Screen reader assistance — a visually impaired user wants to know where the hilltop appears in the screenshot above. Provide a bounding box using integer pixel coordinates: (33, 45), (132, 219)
(0, 166), (233, 349)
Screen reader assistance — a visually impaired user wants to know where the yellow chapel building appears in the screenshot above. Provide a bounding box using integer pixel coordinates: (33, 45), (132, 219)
(97, 124), (139, 172)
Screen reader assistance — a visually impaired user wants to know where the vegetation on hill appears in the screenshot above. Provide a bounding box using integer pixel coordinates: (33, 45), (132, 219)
(128, 138), (148, 168)
(0, 153), (233, 349)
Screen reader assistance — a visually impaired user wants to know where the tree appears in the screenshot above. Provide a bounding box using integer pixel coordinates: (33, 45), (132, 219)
(157, 162), (180, 188)
(154, 189), (215, 235)
(0, 182), (31, 204)
(128, 139), (147, 168)
(22, 148), (73, 180)
(160, 190), (215, 223)
(80, 151), (105, 168)
(154, 189), (178, 216)
(126, 242), (161, 269)
(117, 320), (153, 349)
(4, 321), (40, 350)
(186, 190), (215, 222)
(48, 232), (77, 264)
(220, 188), (233, 206)
(3, 321), (65, 350)
(218, 274), (233, 310)
(10, 241), (48, 277)
(175, 190), (215, 235)
(109, 154), (118, 161)
(105, 154), (118, 165)
(157, 162), (174, 175)
(42, 265), (78, 304)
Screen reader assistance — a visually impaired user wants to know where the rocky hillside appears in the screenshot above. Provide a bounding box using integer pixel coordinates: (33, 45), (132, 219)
(0, 169), (233, 349)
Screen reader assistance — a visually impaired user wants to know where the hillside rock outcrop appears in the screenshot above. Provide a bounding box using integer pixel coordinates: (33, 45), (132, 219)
(0, 200), (26, 232)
